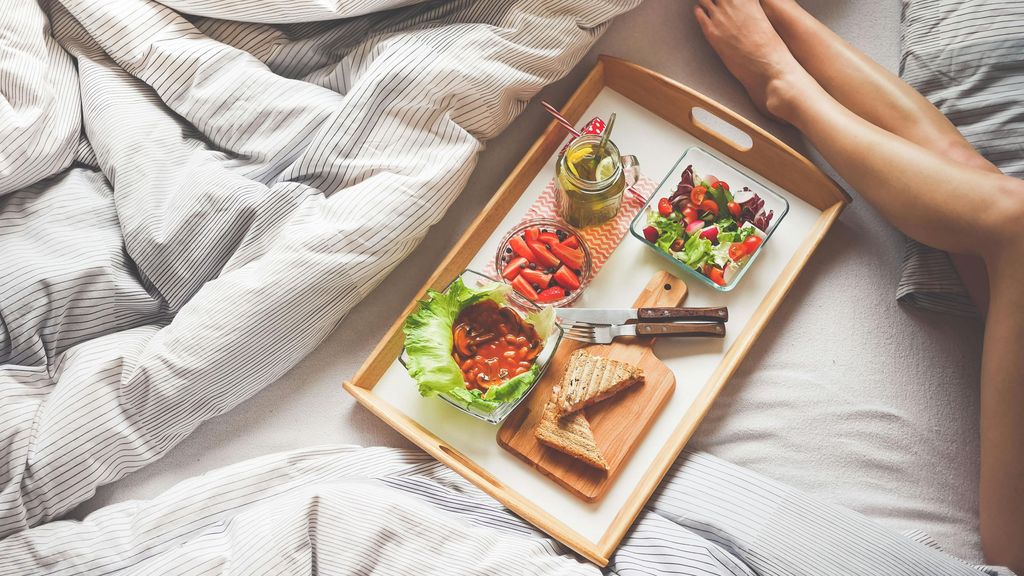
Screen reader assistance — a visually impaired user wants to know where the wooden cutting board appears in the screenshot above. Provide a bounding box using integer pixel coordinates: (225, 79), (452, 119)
(497, 271), (684, 502)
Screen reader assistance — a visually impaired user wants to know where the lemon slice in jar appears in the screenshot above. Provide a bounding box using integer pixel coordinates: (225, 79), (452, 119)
(595, 156), (617, 182)
(566, 147), (591, 179)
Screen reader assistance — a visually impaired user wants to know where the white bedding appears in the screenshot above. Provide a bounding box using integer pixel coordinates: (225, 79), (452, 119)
(54, 0), (986, 568)
(4, 445), (1005, 575)
(0, 0), (640, 538)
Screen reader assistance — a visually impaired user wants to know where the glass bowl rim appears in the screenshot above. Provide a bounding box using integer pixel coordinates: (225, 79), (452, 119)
(399, 268), (564, 424)
(494, 218), (593, 309)
(628, 146), (790, 292)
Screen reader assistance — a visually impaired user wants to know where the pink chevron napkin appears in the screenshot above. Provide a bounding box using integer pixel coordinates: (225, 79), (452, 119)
(486, 174), (656, 279)
(486, 116), (656, 280)
(524, 175), (653, 266)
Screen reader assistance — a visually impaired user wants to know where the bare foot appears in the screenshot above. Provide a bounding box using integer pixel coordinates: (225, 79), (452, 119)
(694, 0), (809, 120)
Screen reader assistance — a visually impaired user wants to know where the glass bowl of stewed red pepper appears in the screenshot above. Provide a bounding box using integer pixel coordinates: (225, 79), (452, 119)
(495, 218), (592, 309)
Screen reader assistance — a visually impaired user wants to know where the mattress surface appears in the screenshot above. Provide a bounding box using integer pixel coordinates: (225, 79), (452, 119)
(72, 0), (986, 564)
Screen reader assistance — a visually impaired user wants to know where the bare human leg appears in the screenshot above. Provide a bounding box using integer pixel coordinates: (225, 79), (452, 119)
(758, 0), (994, 312)
(694, 0), (1024, 571)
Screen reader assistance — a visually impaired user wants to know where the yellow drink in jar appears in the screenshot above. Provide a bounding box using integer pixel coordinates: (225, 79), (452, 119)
(555, 135), (638, 228)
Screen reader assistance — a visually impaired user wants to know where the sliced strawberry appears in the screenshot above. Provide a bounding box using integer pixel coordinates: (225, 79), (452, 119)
(561, 235), (580, 249)
(536, 286), (567, 303)
(509, 236), (537, 263)
(511, 275), (540, 301)
(524, 228), (540, 243)
(549, 242), (584, 271)
(501, 257), (528, 280)
(527, 240), (561, 269)
(520, 268), (552, 288)
(553, 266), (580, 290)
(537, 231), (560, 246)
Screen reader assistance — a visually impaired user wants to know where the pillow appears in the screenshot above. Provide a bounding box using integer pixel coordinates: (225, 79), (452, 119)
(897, 0), (1024, 316)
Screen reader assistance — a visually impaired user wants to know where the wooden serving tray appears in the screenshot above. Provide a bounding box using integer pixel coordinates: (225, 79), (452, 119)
(343, 55), (849, 566)
(498, 271), (684, 502)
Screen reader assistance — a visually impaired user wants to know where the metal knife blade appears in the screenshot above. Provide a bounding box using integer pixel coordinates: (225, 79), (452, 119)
(555, 308), (637, 325)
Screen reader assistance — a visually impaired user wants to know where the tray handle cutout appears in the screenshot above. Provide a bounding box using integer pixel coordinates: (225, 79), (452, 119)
(690, 107), (753, 152)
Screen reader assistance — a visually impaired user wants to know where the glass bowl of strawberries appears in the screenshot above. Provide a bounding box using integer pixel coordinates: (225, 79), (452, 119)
(495, 218), (592, 309)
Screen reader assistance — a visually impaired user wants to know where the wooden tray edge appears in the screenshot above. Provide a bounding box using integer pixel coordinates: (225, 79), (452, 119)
(595, 201), (845, 556)
(343, 382), (610, 566)
(343, 55), (851, 566)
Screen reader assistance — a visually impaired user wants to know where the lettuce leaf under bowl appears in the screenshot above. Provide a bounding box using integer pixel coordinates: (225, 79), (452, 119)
(402, 277), (553, 413)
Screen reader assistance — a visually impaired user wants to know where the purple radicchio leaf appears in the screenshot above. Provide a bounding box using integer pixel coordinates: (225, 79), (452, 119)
(753, 210), (774, 231)
(680, 164), (694, 188)
(738, 193), (765, 225)
(671, 195), (689, 212)
(670, 164), (696, 202)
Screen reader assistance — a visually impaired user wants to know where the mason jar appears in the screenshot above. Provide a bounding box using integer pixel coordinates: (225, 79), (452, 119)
(555, 135), (639, 228)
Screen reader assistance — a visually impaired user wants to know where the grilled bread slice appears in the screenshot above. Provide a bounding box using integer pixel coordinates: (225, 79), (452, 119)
(555, 350), (644, 415)
(534, 400), (609, 471)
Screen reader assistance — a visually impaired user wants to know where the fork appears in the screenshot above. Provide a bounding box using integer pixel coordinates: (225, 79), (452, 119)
(562, 321), (725, 344)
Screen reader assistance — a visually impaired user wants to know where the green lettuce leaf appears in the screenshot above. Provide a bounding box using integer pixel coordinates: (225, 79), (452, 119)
(708, 185), (731, 216)
(676, 233), (713, 268)
(402, 277), (546, 413)
(483, 364), (540, 403)
(710, 242), (732, 267)
(646, 212), (685, 253)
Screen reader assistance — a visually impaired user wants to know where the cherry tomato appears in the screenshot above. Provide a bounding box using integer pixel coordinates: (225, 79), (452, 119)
(682, 207), (699, 224)
(699, 199), (719, 217)
(743, 235), (763, 252)
(728, 243), (747, 261)
(707, 266), (726, 286)
(727, 201), (741, 218)
(658, 197), (673, 217)
(717, 181), (730, 192)
(690, 185), (707, 205)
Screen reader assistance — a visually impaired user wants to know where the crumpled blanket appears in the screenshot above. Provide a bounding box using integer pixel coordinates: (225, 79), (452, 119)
(0, 1), (1014, 575)
(0, 0), (640, 537)
(0, 445), (1010, 575)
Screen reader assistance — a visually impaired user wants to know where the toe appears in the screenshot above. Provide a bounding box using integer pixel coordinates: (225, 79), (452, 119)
(695, 4), (712, 30)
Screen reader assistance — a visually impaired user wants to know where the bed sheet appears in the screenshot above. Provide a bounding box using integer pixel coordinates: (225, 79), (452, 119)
(72, 0), (986, 564)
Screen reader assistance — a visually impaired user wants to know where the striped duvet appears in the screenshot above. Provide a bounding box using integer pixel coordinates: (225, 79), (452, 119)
(0, 0), (1013, 574)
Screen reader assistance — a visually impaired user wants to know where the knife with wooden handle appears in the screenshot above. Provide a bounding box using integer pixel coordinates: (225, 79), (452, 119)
(556, 306), (728, 325)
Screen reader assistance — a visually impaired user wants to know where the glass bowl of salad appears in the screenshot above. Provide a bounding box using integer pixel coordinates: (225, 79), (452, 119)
(495, 218), (592, 309)
(399, 269), (563, 425)
(629, 147), (789, 292)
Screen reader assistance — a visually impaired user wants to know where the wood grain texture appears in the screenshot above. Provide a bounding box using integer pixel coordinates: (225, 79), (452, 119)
(601, 55), (851, 211)
(343, 56), (849, 566)
(497, 271), (685, 502)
